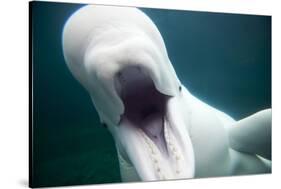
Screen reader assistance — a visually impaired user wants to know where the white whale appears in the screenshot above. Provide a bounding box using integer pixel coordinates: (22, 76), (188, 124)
(62, 5), (271, 182)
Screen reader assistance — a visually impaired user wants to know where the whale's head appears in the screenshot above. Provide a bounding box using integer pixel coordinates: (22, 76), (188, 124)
(63, 5), (194, 181)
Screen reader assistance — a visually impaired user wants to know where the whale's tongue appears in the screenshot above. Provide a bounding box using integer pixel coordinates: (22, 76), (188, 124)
(140, 112), (168, 156)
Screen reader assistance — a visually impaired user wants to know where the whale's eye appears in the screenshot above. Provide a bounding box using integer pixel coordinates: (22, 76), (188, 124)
(179, 86), (182, 92)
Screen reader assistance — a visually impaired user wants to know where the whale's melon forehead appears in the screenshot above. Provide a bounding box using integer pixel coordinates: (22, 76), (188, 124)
(62, 5), (166, 59)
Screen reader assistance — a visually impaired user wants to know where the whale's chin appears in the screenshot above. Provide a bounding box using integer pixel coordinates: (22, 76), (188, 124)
(114, 66), (194, 180)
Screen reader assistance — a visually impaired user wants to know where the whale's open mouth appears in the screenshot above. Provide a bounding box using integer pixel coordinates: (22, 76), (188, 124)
(114, 66), (194, 180)
(117, 66), (169, 156)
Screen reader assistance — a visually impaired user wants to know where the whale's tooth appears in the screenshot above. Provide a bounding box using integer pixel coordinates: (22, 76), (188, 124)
(153, 158), (158, 164)
(156, 167), (161, 172)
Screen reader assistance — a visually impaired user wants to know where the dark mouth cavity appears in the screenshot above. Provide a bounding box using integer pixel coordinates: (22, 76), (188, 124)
(115, 66), (169, 155)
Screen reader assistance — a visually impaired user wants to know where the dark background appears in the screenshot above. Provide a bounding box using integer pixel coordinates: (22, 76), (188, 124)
(31, 1), (271, 187)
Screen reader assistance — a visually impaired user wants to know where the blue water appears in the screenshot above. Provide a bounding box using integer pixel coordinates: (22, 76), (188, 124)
(31, 2), (271, 187)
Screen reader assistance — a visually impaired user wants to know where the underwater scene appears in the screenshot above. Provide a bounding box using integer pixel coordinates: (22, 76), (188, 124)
(30, 1), (271, 188)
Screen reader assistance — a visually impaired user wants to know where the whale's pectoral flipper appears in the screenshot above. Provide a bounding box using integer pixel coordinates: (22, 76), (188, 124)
(228, 109), (272, 160)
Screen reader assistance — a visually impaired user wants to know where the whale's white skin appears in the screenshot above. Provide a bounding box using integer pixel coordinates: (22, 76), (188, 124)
(62, 5), (271, 182)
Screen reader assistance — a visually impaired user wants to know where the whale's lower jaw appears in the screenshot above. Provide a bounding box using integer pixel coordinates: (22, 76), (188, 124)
(115, 66), (194, 180)
(119, 115), (194, 181)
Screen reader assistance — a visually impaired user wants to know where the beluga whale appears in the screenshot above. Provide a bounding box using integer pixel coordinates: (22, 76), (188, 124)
(62, 5), (272, 182)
